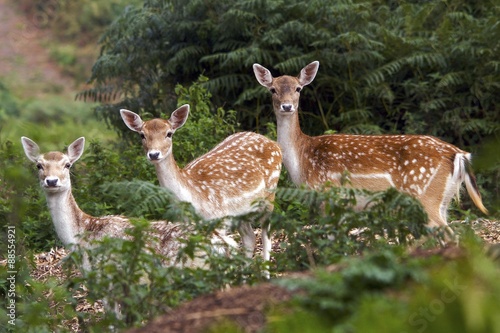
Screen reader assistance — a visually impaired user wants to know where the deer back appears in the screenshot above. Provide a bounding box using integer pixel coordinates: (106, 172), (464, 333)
(183, 131), (282, 218)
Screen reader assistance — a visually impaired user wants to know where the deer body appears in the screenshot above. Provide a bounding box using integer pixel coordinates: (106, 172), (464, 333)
(120, 105), (282, 263)
(154, 131), (279, 219)
(21, 136), (233, 266)
(253, 61), (488, 236)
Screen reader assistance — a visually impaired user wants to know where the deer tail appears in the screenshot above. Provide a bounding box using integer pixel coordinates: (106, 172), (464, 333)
(454, 153), (488, 215)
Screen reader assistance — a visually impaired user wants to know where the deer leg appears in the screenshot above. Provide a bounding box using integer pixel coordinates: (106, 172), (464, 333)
(260, 220), (271, 279)
(421, 197), (456, 245)
(238, 221), (256, 258)
(261, 221), (271, 263)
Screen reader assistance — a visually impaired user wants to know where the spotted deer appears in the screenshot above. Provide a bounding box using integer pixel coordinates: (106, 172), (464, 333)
(120, 104), (282, 264)
(253, 61), (488, 239)
(21, 136), (235, 268)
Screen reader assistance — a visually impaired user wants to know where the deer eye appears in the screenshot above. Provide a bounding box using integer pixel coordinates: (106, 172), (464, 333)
(140, 133), (146, 140)
(296, 87), (302, 93)
(36, 163), (43, 170)
(166, 131), (173, 139)
(65, 163), (71, 169)
(270, 88), (277, 94)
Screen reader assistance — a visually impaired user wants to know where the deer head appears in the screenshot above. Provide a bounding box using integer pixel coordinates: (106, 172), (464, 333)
(120, 104), (190, 163)
(21, 137), (85, 193)
(253, 61), (319, 116)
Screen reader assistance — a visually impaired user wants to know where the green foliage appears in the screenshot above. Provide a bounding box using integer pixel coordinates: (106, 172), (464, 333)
(271, 232), (500, 333)
(2, 131), (499, 331)
(14, 0), (144, 84)
(49, 44), (77, 67)
(46, 43), (89, 81)
(0, 82), (20, 120)
(0, 254), (78, 332)
(173, 75), (239, 164)
(100, 176), (432, 277)
(79, 0), (500, 209)
(271, 186), (431, 271)
(82, 0), (499, 140)
(278, 249), (423, 324)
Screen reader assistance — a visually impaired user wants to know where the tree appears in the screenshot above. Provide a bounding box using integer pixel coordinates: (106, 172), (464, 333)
(80, 0), (499, 145)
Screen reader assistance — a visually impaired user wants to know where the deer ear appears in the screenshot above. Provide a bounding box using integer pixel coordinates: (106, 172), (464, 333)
(120, 109), (144, 132)
(170, 104), (190, 131)
(298, 61), (319, 86)
(21, 136), (40, 162)
(253, 63), (274, 88)
(67, 137), (85, 164)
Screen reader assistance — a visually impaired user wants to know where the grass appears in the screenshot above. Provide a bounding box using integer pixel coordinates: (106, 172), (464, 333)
(0, 77), (117, 151)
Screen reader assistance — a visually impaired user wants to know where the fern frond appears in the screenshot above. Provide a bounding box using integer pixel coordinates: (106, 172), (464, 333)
(437, 72), (468, 90)
(99, 180), (198, 221)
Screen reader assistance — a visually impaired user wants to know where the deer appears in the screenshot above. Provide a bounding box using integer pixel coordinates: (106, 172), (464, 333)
(253, 61), (488, 241)
(120, 104), (282, 267)
(21, 136), (236, 268)
(22, 136), (239, 318)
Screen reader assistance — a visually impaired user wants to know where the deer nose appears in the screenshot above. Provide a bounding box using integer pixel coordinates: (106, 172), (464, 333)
(281, 104), (293, 112)
(45, 178), (59, 187)
(148, 151), (160, 160)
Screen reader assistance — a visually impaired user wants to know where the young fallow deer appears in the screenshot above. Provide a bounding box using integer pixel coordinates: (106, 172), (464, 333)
(253, 61), (488, 240)
(120, 104), (282, 264)
(21, 136), (235, 268)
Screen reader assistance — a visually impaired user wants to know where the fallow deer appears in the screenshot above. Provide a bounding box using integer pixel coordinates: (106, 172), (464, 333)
(120, 104), (282, 265)
(253, 61), (488, 239)
(21, 136), (235, 268)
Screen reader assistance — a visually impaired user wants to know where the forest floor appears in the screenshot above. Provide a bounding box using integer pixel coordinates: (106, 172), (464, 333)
(1, 0), (499, 332)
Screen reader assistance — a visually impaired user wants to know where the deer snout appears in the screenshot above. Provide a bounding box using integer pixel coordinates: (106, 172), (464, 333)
(148, 151), (161, 161)
(281, 104), (294, 112)
(45, 177), (59, 187)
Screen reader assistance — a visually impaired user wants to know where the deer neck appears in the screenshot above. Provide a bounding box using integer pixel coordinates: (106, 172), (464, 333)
(154, 152), (193, 203)
(276, 111), (309, 185)
(44, 188), (85, 246)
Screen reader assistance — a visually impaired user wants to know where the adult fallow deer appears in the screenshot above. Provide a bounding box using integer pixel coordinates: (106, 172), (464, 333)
(120, 104), (282, 265)
(253, 61), (487, 239)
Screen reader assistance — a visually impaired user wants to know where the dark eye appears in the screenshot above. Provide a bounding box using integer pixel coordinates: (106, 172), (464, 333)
(65, 163), (71, 169)
(36, 163), (43, 170)
(270, 88), (277, 94)
(140, 133), (146, 140)
(166, 132), (173, 138)
(296, 87), (302, 93)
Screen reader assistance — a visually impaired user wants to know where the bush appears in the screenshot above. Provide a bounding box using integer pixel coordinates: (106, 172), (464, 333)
(79, 0), (500, 211)
(270, 231), (500, 333)
(270, 185), (431, 272)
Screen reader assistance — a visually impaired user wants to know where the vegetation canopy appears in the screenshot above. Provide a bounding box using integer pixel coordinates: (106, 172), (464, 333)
(81, 0), (499, 143)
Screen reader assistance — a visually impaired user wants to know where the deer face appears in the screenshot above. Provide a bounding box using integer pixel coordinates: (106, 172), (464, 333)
(269, 75), (303, 115)
(253, 61), (319, 117)
(120, 105), (190, 163)
(35, 152), (73, 192)
(21, 136), (85, 194)
(140, 119), (174, 162)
